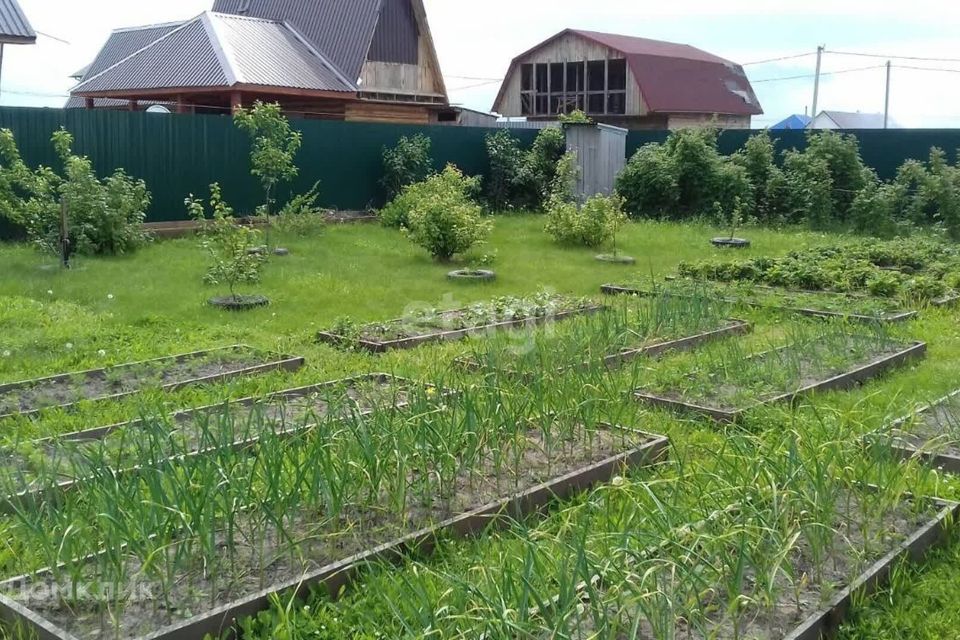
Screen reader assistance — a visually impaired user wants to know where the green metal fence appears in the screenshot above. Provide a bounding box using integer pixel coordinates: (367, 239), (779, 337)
(0, 106), (958, 238)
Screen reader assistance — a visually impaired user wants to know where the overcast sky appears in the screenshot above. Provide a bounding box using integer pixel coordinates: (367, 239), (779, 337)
(5, 0), (960, 127)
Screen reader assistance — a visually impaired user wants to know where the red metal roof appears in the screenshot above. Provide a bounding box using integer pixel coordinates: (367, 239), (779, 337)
(495, 29), (762, 117)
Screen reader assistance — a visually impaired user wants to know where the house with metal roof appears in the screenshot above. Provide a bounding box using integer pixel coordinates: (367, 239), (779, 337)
(769, 114), (812, 130)
(67, 0), (451, 124)
(808, 110), (900, 130)
(492, 29), (762, 130)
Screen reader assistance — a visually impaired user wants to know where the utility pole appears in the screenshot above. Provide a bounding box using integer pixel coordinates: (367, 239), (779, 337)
(810, 45), (825, 128)
(884, 60), (892, 129)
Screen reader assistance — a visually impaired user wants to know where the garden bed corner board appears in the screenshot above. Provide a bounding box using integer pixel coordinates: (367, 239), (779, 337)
(875, 388), (960, 475)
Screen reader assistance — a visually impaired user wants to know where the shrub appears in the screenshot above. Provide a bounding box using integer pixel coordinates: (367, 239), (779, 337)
(549, 152), (579, 204)
(850, 178), (899, 238)
(381, 165), (482, 230)
(403, 165), (492, 261)
(545, 193), (627, 248)
(484, 130), (525, 210)
(1, 128), (153, 259)
(781, 150), (834, 228)
(730, 132), (781, 222)
(522, 127), (567, 208)
(664, 128), (725, 214)
(616, 143), (679, 218)
(801, 131), (868, 221)
(186, 183), (266, 299)
(381, 134), (433, 202)
(866, 272), (901, 298)
(275, 181), (326, 235)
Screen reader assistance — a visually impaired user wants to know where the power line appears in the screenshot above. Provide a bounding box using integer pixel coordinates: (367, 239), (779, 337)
(36, 31), (71, 45)
(827, 49), (960, 64)
(741, 51), (817, 66)
(449, 79), (502, 91)
(446, 74), (502, 82)
(752, 63), (885, 83)
(894, 64), (960, 74)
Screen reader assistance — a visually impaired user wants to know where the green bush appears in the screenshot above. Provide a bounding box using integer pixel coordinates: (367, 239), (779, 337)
(402, 165), (492, 261)
(730, 132), (781, 222)
(0, 128), (151, 258)
(616, 143), (679, 218)
(482, 127), (567, 211)
(381, 134), (433, 202)
(275, 181), (326, 235)
(380, 165), (482, 229)
(850, 179), (899, 239)
(484, 130), (525, 210)
(545, 193), (627, 248)
(800, 131), (869, 222)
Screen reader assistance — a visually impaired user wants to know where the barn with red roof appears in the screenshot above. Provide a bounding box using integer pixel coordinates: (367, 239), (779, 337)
(493, 29), (763, 129)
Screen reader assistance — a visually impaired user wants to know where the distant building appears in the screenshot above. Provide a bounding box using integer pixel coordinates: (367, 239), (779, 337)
(492, 29), (762, 130)
(770, 114), (811, 130)
(67, 0), (454, 124)
(809, 111), (899, 129)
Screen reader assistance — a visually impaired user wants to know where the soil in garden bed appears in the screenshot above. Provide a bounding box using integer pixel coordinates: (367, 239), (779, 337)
(2, 377), (419, 491)
(5, 425), (655, 639)
(0, 347), (286, 419)
(560, 494), (939, 640)
(641, 336), (914, 414)
(891, 394), (960, 461)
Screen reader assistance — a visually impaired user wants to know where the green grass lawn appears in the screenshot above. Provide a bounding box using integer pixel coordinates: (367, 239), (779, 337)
(1, 215), (959, 638)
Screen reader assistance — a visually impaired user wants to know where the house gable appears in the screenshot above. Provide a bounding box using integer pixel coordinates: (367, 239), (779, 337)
(358, 0), (446, 101)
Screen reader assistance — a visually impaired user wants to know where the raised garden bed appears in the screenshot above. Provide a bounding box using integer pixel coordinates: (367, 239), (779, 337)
(601, 283), (919, 324)
(0, 346), (305, 422)
(543, 491), (958, 640)
(634, 337), (927, 423)
(459, 319), (751, 376)
(0, 426), (670, 640)
(877, 389), (960, 474)
(208, 294), (270, 311)
(0, 374), (436, 507)
(318, 294), (603, 353)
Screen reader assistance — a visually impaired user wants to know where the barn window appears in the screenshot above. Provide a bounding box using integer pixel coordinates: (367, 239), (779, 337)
(536, 64), (548, 93)
(521, 93), (534, 116)
(550, 63), (565, 93)
(587, 60), (606, 92)
(608, 59), (627, 91)
(521, 64), (533, 91)
(587, 93), (605, 114)
(608, 92), (626, 115)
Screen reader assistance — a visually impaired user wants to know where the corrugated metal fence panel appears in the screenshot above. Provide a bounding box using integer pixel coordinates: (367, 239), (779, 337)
(1, 105), (958, 240)
(0, 106), (541, 231)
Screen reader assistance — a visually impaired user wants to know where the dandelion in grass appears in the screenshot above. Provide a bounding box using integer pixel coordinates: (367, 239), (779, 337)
(65, 343), (74, 350)
(107, 294), (114, 300)
(47, 290), (53, 296)
(97, 350), (107, 358)
(1, 350), (10, 358)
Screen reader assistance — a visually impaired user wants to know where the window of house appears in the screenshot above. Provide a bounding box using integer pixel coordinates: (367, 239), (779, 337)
(523, 58), (627, 117)
(520, 64), (534, 115)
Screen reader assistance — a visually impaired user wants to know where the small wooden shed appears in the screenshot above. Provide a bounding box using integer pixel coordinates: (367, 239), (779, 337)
(564, 122), (628, 201)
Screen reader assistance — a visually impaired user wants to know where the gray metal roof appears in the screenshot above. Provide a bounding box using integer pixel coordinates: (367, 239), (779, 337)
(212, 0), (383, 80)
(73, 18), (228, 93)
(817, 111), (899, 129)
(71, 12), (356, 96)
(0, 0), (35, 44)
(77, 22), (184, 82)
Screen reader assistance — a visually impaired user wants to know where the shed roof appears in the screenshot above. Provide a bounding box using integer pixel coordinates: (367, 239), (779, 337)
(71, 12), (357, 97)
(495, 29), (762, 117)
(0, 0), (35, 44)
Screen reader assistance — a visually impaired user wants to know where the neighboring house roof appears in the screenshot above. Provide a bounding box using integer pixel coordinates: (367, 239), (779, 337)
(770, 114), (812, 130)
(494, 28), (762, 117)
(71, 12), (357, 97)
(212, 0), (383, 81)
(812, 110), (898, 129)
(0, 0), (35, 44)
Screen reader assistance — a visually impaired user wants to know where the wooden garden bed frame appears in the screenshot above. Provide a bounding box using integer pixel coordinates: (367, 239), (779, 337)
(634, 341), (928, 423)
(0, 346), (305, 422)
(0, 428), (670, 640)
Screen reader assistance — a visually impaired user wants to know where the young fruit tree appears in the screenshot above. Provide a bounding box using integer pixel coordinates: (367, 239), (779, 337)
(186, 183), (268, 309)
(233, 102), (303, 246)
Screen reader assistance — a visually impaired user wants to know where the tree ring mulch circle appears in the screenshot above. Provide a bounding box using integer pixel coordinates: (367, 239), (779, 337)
(273, 248), (290, 256)
(447, 269), (496, 282)
(247, 246), (268, 256)
(595, 254), (637, 265)
(711, 237), (751, 249)
(208, 295), (271, 311)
